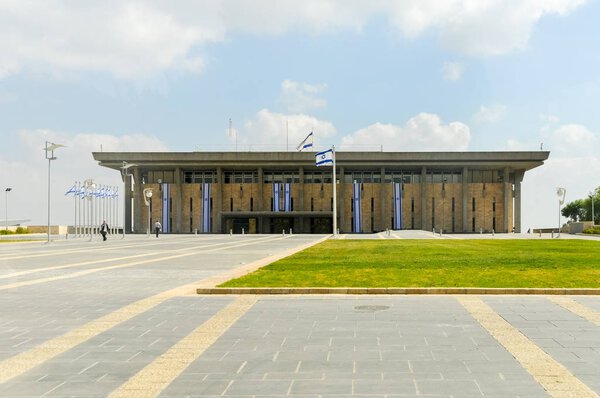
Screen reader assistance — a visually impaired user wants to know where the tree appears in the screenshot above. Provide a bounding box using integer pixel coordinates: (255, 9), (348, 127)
(562, 186), (600, 224)
(562, 199), (585, 222)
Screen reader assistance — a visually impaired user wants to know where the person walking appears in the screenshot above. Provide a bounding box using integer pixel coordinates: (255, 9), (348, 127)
(154, 220), (162, 238)
(100, 220), (109, 241)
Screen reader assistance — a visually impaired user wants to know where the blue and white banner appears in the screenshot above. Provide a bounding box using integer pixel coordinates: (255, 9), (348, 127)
(273, 183), (281, 212)
(161, 183), (170, 233)
(284, 183), (291, 212)
(296, 132), (313, 152)
(315, 149), (333, 167)
(65, 184), (77, 196)
(393, 182), (403, 230)
(202, 183), (211, 233)
(353, 182), (362, 233)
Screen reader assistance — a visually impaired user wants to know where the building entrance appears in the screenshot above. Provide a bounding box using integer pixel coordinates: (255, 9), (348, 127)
(225, 218), (256, 234)
(271, 218), (293, 233)
(311, 218), (332, 234)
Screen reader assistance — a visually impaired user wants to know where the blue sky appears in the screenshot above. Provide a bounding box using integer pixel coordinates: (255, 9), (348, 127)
(0, 0), (599, 230)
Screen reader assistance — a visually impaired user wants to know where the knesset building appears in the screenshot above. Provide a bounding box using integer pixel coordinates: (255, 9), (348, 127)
(93, 151), (549, 234)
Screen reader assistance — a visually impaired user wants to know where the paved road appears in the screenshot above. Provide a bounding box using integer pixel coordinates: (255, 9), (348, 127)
(0, 234), (599, 397)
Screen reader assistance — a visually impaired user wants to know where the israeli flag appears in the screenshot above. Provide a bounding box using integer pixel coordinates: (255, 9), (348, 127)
(296, 132), (313, 152)
(202, 183), (211, 233)
(393, 183), (403, 230)
(65, 184), (77, 196)
(162, 183), (170, 233)
(273, 183), (281, 212)
(284, 183), (291, 212)
(353, 182), (362, 233)
(315, 149), (333, 167)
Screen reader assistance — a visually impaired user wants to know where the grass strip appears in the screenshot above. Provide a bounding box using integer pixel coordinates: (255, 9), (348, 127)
(220, 239), (600, 288)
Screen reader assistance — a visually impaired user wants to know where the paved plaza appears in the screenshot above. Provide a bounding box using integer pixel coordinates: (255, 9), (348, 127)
(0, 233), (600, 397)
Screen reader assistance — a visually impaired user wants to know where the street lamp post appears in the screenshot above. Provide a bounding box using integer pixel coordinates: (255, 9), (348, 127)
(591, 193), (595, 226)
(143, 188), (153, 238)
(556, 187), (566, 238)
(4, 187), (12, 235)
(83, 179), (96, 241)
(44, 141), (65, 243)
(120, 162), (137, 238)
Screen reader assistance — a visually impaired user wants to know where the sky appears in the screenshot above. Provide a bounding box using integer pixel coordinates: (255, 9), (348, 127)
(0, 0), (599, 231)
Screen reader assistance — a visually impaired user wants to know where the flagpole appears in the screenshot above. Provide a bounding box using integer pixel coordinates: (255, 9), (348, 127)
(332, 145), (337, 235)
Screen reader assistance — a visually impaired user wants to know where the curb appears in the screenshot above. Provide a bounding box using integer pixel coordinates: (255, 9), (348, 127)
(196, 287), (600, 295)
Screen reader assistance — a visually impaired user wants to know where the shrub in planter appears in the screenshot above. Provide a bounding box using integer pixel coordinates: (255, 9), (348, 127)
(583, 226), (600, 235)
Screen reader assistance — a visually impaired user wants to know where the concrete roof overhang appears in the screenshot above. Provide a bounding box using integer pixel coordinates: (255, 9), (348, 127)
(93, 151), (550, 172)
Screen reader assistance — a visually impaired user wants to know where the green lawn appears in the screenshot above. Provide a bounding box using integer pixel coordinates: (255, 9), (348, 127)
(220, 239), (600, 288)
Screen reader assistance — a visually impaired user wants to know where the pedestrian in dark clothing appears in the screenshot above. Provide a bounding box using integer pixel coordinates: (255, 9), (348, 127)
(154, 220), (161, 238)
(100, 220), (109, 241)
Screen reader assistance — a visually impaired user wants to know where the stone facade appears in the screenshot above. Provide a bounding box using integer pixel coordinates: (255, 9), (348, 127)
(93, 151), (548, 234)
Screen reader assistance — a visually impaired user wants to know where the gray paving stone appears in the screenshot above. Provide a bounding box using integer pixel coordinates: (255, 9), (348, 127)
(415, 379), (483, 395)
(353, 379), (417, 394)
(484, 296), (600, 395)
(224, 380), (292, 395)
(290, 379), (352, 394)
(5, 237), (598, 397)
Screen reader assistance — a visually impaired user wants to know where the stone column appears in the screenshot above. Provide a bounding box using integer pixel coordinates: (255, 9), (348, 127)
(175, 167), (182, 233)
(339, 167), (345, 233)
(257, 168), (264, 211)
(421, 167), (427, 230)
(462, 167), (469, 232)
(514, 170), (524, 233)
(215, 167), (222, 233)
(298, 167), (304, 209)
(124, 171), (132, 233)
(133, 168), (143, 233)
(296, 167), (303, 232)
(503, 167), (510, 233)
(379, 167), (386, 231)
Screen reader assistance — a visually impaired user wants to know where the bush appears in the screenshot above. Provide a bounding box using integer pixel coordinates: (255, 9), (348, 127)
(583, 226), (600, 235)
(15, 227), (28, 234)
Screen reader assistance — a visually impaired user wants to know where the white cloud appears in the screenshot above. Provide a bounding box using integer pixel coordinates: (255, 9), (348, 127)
(340, 113), (471, 151)
(539, 113), (560, 124)
(0, 1), (587, 80)
(473, 104), (506, 123)
(551, 124), (597, 154)
(427, 0), (586, 55)
(0, 129), (169, 226)
(281, 80), (327, 113)
(243, 109), (336, 151)
(0, 1), (222, 80)
(441, 61), (464, 81)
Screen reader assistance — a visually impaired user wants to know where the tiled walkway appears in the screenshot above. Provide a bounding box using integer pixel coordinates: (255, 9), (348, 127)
(0, 234), (599, 397)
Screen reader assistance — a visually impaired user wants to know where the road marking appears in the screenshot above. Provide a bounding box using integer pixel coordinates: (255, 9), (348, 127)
(457, 296), (599, 398)
(0, 252), (157, 280)
(0, 236), (290, 384)
(547, 296), (600, 328)
(0, 293), (169, 384)
(0, 236), (286, 291)
(0, 236), (209, 261)
(108, 296), (258, 398)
